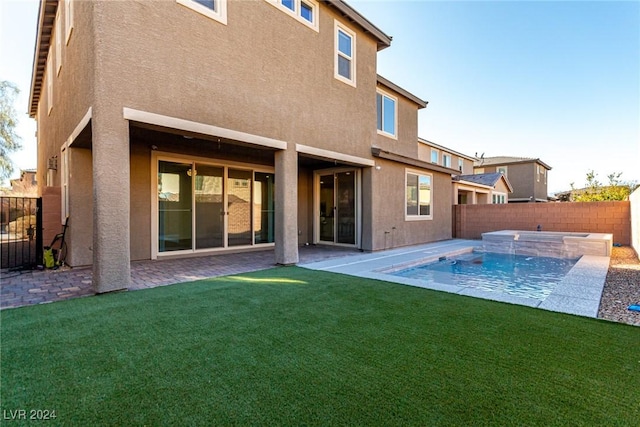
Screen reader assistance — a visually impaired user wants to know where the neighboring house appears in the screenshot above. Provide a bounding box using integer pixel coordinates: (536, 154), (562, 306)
(452, 173), (512, 205)
(474, 156), (551, 203)
(417, 139), (511, 205)
(418, 138), (475, 174)
(29, 0), (459, 292)
(2, 170), (38, 196)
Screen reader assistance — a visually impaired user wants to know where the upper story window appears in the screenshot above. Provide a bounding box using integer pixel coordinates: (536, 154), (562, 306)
(430, 149), (438, 164)
(497, 166), (507, 177)
(335, 21), (356, 86)
(266, 0), (319, 30)
(406, 170), (432, 220)
(47, 47), (53, 115)
(376, 90), (397, 138)
(475, 168), (484, 174)
(65, 0), (74, 44)
(55, 9), (62, 75)
(442, 154), (451, 168)
(177, 0), (227, 25)
(458, 158), (464, 173)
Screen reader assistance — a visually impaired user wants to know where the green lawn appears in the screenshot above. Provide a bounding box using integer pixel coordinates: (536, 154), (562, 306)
(2, 267), (638, 426)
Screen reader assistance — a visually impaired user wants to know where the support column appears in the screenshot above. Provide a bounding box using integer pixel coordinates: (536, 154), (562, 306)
(275, 144), (299, 265)
(91, 107), (131, 292)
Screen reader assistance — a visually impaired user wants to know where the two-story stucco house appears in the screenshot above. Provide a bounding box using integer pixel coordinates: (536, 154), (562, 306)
(474, 156), (551, 203)
(418, 139), (512, 205)
(29, 0), (460, 292)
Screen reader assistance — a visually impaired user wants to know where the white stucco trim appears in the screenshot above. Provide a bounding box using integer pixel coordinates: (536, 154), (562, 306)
(123, 108), (287, 150)
(68, 107), (92, 146)
(296, 144), (375, 167)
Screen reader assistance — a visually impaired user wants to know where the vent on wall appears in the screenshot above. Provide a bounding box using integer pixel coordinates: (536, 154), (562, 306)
(48, 156), (58, 170)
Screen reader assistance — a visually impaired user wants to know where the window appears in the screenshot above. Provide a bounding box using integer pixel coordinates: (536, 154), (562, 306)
(458, 158), (464, 173)
(475, 168), (484, 174)
(430, 149), (438, 164)
(376, 90), (396, 138)
(335, 21), (355, 86)
(47, 47), (53, 115)
(65, 0), (74, 44)
(406, 171), (432, 220)
(61, 144), (69, 220)
(492, 193), (506, 204)
(55, 9), (62, 75)
(177, 0), (227, 25)
(443, 154), (451, 168)
(497, 166), (507, 177)
(265, 0), (318, 29)
(282, 0), (294, 11)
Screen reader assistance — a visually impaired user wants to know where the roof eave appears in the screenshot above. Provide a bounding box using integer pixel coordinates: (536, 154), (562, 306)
(326, 0), (392, 51)
(377, 75), (427, 108)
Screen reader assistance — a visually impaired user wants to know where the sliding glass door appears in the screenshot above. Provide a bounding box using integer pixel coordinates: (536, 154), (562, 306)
(316, 169), (358, 246)
(158, 161), (192, 252)
(156, 159), (274, 255)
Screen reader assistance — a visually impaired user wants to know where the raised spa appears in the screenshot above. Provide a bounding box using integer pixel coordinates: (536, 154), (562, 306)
(481, 230), (613, 258)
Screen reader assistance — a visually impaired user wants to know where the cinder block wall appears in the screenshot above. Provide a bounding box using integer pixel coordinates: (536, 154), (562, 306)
(630, 189), (640, 259)
(454, 202), (631, 245)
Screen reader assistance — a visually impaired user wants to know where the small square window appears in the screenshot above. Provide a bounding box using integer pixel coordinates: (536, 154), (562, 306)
(281, 0), (295, 11)
(177, 0), (227, 25)
(265, 0), (318, 29)
(431, 150), (438, 164)
(300, 1), (313, 22)
(194, 0), (215, 9)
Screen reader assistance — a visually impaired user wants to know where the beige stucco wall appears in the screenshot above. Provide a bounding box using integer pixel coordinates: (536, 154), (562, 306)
(36, 1), (94, 193)
(630, 187), (640, 259)
(93, 0), (380, 159)
(369, 159), (451, 250)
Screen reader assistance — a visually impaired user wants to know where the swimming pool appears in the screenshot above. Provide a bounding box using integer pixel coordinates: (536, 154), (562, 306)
(391, 252), (579, 300)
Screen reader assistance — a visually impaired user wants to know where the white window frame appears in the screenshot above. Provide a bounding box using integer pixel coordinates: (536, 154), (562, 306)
(458, 158), (464, 173)
(405, 169), (433, 221)
(47, 47), (53, 115)
(430, 149), (439, 164)
(376, 89), (397, 139)
(65, 0), (74, 44)
(61, 143), (69, 221)
(176, 0), (227, 25)
(492, 192), (506, 204)
(55, 8), (62, 75)
(497, 166), (508, 177)
(442, 154), (451, 168)
(334, 21), (356, 87)
(264, 0), (319, 31)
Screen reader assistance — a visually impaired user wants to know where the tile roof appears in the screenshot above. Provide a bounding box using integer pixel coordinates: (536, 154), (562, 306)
(455, 173), (503, 187)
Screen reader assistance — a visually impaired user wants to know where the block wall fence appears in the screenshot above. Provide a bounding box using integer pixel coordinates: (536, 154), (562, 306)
(630, 188), (640, 258)
(453, 201), (632, 246)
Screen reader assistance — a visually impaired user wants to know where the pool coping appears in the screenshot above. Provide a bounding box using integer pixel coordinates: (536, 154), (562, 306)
(299, 239), (610, 318)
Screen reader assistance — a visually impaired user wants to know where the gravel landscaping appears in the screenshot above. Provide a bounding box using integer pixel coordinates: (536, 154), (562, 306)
(598, 246), (640, 326)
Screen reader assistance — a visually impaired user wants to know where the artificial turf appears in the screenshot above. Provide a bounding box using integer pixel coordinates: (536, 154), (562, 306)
(1, 266), (638, 425)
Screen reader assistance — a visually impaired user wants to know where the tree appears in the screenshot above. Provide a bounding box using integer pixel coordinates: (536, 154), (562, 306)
(570, 170), (638, 202)
(0, 80), (23, 181)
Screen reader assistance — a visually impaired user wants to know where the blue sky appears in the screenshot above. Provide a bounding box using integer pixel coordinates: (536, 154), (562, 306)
(1, 0), (639, 193)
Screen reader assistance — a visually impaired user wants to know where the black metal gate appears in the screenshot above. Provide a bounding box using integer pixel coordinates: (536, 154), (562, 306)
(0, 197), (43, 270)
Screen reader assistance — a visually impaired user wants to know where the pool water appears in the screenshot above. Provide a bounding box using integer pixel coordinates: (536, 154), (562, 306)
(391, 252), (579, 300)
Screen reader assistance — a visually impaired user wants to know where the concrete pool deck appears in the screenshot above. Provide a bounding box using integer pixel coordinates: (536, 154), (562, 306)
(300, 239), (610, 318)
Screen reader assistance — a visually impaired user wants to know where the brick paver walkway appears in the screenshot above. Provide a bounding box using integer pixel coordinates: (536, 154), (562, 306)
(1, 246), (359, 310)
